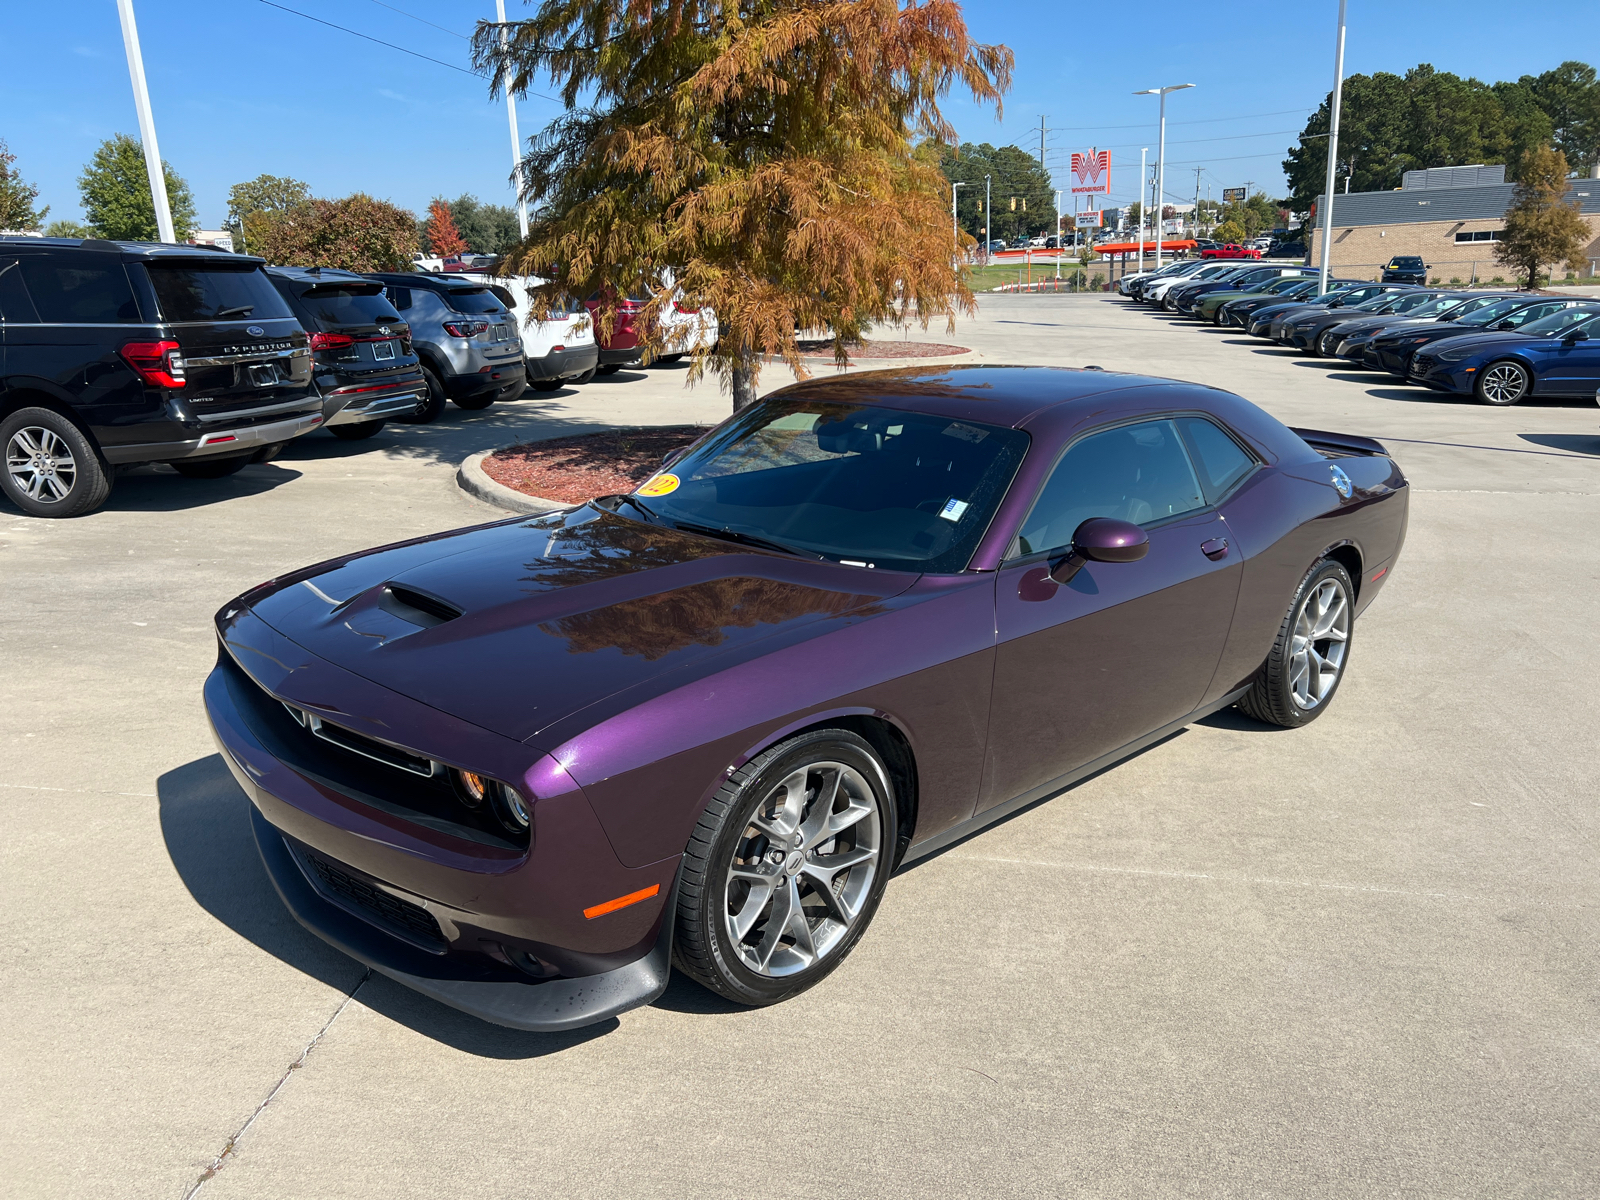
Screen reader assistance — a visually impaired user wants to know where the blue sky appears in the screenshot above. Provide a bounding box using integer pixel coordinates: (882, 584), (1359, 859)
(2, 0), (1596, 229)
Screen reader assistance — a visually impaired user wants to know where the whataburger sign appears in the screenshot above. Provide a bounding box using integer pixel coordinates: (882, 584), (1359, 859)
(1071, 149), (1111, 194)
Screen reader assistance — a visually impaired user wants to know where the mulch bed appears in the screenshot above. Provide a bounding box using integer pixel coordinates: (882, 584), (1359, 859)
(792, 338), (967, 358)
(482, 426), (707, 504)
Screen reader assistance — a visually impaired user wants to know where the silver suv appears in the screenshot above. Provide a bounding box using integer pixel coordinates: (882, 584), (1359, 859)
(364, 273), (525, 418)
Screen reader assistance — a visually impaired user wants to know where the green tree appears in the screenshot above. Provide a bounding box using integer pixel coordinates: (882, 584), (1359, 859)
(440, 194), (521, 255)
(1215, 191), (1278, 239)
(938, 141), (1055, 242)
(1495, 145), (1593, 288)
(254, 194), (418, 271)
(476, 0), (1011, 409)
(226, 174), (311, 253)
(43, 219), (92, 239)
(1522, 61), (1600, 175)
(78, 134), (196, 241)
(1212, 219), (1247, 245)
(0, 138), (48, 230)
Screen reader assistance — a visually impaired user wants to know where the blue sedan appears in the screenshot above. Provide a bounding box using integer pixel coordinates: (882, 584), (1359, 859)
(1409, 306), (1600, 405)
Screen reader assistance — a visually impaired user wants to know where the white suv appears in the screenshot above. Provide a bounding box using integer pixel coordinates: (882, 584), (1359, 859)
(464, 273), (599, 390)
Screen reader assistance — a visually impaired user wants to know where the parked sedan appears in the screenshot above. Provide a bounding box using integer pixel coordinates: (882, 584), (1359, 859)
(206, 364), (1408, 1030)
(1215, 278), (1323, 327)
(1408, 305), (1600, 404)
(1171, 264), (1309, 314)
(1284, 288), (1429, 353)
(1252, 283), (1414, 341)
(1326, 291), (1484, 362)
(1148, 262), (1252, 307)
(1368, 295), (1593, 377)
(1193, 271), (1320, 323)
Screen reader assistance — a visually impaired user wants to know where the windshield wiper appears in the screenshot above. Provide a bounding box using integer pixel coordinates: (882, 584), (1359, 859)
(215, 304), (255, 320)
(595, 493), (661, 523)
(668, 520), (825, 560)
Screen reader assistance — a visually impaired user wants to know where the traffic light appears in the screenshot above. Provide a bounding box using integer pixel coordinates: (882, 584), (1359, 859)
(1009, 196), (1016, 211)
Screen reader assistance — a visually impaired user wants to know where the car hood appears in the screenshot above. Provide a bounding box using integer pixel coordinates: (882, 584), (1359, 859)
(1331, 314), (1433, 336)
(1417, 331), (1538, 357)
(239, 509), (917, 745)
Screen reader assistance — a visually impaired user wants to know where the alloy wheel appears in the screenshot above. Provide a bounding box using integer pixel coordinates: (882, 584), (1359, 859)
(722, 761), (881, 978)
(5, 426), (77, 504)
(1479, 362), (1529, 405)
(1289, 578), (1349, 709)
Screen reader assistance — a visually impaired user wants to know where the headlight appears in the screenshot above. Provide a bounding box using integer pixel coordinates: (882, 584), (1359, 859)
(451, 768), (530, 833)
(1437, 345), (1478, 362)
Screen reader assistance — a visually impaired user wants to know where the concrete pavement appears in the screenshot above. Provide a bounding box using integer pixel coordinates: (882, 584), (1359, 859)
(4, 297), (1597, 1198)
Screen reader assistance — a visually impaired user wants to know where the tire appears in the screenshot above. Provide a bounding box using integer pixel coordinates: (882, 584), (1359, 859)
(496, 380), (528, 402)
(596, 364), (622, 376)
(329, 421), (385, 440)
(398, 368), (448, 424)
(529, 377), (566, 392)
(674, 728), (898, 1007)
(0, 407), (113, 518)
(570, 367), (597, 385)
(452, 389), (497, 411)
(655, 353), (686, 364)
(1237, 559), (1356, 728)
(170, 454), (251, 479)
(1315, 330), (1337, 356)
(1475, 359), (1531, 406)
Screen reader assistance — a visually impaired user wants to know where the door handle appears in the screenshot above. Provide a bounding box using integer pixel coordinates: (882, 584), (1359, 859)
(1200, 537), (1229, 560)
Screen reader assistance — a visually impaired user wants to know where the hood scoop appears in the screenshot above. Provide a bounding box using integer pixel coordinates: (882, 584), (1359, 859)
(379, 584), (462, 628)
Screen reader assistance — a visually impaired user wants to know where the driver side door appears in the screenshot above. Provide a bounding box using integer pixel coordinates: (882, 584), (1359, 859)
(978, 417), (1246, 813)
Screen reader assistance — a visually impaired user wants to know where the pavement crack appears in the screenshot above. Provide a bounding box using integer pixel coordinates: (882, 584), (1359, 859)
(182, 969), (370, 1198)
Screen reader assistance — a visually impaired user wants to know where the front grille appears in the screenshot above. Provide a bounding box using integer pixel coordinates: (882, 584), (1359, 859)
(1411, 354), (1435, 376)
(304, 849), (446, 949)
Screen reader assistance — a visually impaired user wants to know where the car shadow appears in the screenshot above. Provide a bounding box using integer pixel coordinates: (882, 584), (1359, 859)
(157, 754), (615, 1058)
(1519, 433), (1600, 455)
(1194, 707), (1288, 732)
(88, 462), (305, 514)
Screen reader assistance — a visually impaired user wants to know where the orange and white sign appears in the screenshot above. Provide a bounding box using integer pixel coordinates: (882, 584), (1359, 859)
(1071, 149), (1111, 195)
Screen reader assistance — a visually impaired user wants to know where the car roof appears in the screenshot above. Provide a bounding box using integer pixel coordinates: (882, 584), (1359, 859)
(0, 234), (260, 265)
(364, 271), (491, 292)
(765, 364), (1197, 428)
(265, 265), (375, 286)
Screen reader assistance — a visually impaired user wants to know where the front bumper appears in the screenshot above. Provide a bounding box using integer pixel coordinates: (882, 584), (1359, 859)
(1373, 345), (1416, 376)
(526, 342), (600, 383)
(102, 409), (324, 465)
(598, 345), (644, 368)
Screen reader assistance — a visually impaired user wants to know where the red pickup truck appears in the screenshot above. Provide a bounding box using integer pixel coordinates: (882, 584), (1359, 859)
(1200, 243), (1262, 260)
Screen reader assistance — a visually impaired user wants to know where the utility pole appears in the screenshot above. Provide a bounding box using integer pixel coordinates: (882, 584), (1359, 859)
(1193, 167), (1203, 240)
(494, 0), (529, 239)
(115, 0), (175, 243)
(1317, 0), (1348, 295)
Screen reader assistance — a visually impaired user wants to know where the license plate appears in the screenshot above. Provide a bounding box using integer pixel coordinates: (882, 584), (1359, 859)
(372, 339), (396, 361)
(492, 324), (513, 342)
(247, 363), (279, 387)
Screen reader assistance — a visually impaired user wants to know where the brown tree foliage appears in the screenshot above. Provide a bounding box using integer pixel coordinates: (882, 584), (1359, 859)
(1495, 144), (1593, 288)
(253, 194), (418, 271)
(474, 0), (1011, 410)
(425, 198), (469, 257)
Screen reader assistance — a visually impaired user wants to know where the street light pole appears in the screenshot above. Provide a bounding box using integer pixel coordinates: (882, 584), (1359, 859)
(1135, 83), (1194, 272)
(1318, 0), (1348, 295)
(1137, 147), (1147, 274)
(115, 0), (175, 243)
(984, 174), (992, 265)
(952, 180), (967, 264)
(495, 0), (529, 239)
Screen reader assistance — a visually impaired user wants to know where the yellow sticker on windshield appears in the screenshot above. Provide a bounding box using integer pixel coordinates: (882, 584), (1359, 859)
(637, 473), (680, 497)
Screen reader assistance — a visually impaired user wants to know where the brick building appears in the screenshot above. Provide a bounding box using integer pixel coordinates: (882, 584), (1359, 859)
(1308, 164), (1600, 282)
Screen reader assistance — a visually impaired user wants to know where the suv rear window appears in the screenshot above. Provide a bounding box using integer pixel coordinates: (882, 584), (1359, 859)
(294, 284), (401, 327)
(438, 286), (505, 315)
(15, 257), (141, 323)
(147, 262), (293, 322)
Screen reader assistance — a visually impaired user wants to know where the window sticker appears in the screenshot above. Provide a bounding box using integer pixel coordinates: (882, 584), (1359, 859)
(942, 422), (989, 444)
(939, 498), (970, 522)
(636, 473), (680, 497)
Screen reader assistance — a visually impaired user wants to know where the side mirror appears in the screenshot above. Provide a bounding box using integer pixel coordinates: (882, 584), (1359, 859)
(1564, 327), (1590, 343)
(1049, 518), (1149, 584)
(662, 447), (687, 468)
(1495, 320), (1516, 331)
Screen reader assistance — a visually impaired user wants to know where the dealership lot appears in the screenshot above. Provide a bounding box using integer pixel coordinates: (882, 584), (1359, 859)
(4, 295), (1598, 1198)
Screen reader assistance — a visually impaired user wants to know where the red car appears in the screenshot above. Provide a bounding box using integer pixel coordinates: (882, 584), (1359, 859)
(1201, 243), (1262, 260)
(584, 290), (646, 373)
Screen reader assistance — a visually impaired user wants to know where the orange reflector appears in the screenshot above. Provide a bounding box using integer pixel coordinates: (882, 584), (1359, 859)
(582, 883), (660, 920)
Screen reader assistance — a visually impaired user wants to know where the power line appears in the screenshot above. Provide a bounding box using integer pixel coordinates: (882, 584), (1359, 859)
(1044, 106), (1313, 133)
(1044, 128), (1302, 159)
(256, 0), (480, 74)
(365, 0), (470, 40)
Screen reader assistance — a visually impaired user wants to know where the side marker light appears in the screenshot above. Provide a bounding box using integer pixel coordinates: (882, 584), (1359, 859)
(583, 883), (661, 920)
(1371, 567), (1387, 582)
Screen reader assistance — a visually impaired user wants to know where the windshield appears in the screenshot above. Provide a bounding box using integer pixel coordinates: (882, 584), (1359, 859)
(1392, 293), (1464, 316)
(1347, 292), (1400, 311)
(1449, 296), (1521, 324)
(1277, 280), (1319, 298)
(1520, 307), (1600, 335)
(622, 398), (1029, 572)
(294, 284), (400, 326)
(1389, 257), (1424, 267)
(148, 262), (293, 322)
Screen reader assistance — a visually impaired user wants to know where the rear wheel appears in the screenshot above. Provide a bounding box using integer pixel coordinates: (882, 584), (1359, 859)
(496, 379), (528, 403)
(674, 729), (897, 1007)
(529, 377), (566, 392)
(570, 367), (597, 385)
(596, 364), (622, 376)
(398, 368), (448, 424)
(1237, 559), (1355, 728)
(0, 408), (112, 518)
(170, 454), (250, 479)
(1475, 360), (1531, 406)
(329, 421), (385, 440)
(453, 389), (497, 411)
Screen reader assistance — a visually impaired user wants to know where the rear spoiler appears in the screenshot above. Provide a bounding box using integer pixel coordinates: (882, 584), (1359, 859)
(1289, 426), (1389, 458)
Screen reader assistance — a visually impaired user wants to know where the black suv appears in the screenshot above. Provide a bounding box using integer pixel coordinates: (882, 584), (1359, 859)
(266, 267), (428, 440)
(0, 237), (320, 517)
(1381, 255), (1429, 285)
(363, 273), (525, 416)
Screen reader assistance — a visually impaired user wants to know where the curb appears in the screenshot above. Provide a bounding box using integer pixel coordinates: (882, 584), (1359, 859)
(457, 450), (572, 516)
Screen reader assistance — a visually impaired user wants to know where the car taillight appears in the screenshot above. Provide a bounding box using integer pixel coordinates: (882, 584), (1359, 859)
(673, 301), (700, 314)
(119, 340), (185, 388)
(443, 319), (490, 338)
(308, 332), (355, 352)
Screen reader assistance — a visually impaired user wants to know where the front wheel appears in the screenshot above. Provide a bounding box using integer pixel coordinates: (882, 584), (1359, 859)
(1237, 559), (1355, 728)
(674, 729), (897, 1007)
(1475, 360), (1531, 406)
(452, 389), (497, 411)
(0, 407), (113, 518)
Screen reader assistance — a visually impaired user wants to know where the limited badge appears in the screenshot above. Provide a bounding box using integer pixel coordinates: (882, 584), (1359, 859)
(637, 473), (680, 497)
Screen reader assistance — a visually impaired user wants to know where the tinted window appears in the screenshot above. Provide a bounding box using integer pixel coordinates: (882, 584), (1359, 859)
(1016, 420), (1205, 556)
(147, 263), (293, 322)
(438, 286), (505, 314)
(0, 260), (41, 322)
(1519, 307), (1600, 335)
(1396, 294), (1464, 316)
(1390, 256), (1424, 267)
(1500, 302), (1571, 328)
(1179, 418), (1255, 500)
(386, 287), (413, 311)
(633, 399), (1029, 573)
(16, 257), (140, 323)
(295, 284), (401, 327)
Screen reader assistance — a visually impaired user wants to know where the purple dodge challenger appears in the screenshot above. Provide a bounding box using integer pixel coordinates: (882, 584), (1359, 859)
(205, 366), (1408, 1030)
